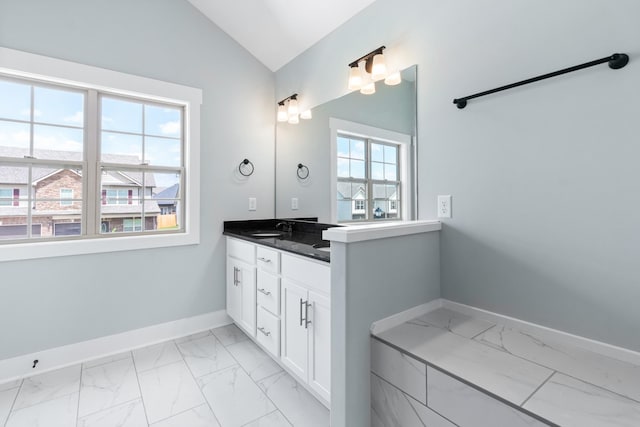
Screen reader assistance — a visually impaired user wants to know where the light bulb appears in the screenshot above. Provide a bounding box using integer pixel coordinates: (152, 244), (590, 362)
(287, 97), (299, 116)
(300, 110), (312, 120)
(277, 103), (288, 122)
(288, 114), (299, 124)
(384, 70), (402, 86)
(348, 64), (363, 91)
(360, 81), (376, 95)
(371, 53), (387, 81)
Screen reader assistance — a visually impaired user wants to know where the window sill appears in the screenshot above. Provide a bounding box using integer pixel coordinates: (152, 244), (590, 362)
(0, 232), (199, 262)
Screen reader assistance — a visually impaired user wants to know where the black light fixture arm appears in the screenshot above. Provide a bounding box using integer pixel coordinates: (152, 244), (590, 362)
(453, 53), (629, 109)
(278, 93), (298, 106)
(349, 46), (386, 73)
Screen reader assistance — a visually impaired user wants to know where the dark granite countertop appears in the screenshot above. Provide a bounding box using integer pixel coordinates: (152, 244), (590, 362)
(223, 218), (340, 263)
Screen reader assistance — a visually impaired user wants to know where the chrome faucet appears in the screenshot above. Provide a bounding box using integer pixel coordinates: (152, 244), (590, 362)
(275, 221), (293, 233)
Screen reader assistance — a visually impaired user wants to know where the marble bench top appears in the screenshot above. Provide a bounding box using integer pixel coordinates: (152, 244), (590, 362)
(373, 307), (640, 427)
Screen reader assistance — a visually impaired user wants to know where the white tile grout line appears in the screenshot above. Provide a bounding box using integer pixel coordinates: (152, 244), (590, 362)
(172, 330), (225, 427)
(75, 365), (82, 427)
(520, 370), (556, 407)
(3, 380), (23, 427)
(215, 332), (295, 427)
(130, 351), (151, 427)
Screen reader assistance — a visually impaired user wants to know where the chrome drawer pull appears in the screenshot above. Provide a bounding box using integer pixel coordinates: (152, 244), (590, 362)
(258, 327), (271, 336)
(258, 288), (272, 296)
(305, 301), (312, 329)
(258, 257), (272, 263)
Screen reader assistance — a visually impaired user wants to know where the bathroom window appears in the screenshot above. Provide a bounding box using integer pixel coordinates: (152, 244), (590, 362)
(0, 48), (202, 261)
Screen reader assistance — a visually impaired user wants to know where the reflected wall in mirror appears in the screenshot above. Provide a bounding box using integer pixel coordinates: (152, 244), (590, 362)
(275, 65), (417, 223)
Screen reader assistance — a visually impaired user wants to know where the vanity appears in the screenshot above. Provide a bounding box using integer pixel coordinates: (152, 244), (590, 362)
(223, 219), (338, 407)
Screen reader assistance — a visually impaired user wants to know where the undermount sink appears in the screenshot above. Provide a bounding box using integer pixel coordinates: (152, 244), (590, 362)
(250, 232), (283, 238)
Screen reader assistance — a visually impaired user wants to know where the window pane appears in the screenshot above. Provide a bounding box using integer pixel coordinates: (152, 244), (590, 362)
(384, 163), (397, 181)
(101, 132), (142, 164)
(350, 159), (365, 179)
(34, 86), (84, 127)
(337, 200), (352, 222)
(154, 200), (180, 228)
(0, 120), (30, 156)
(371, 162), (384, 180)
(372, 184), (387, 200)
(145, 136), (181, 167)
(371, 143), (384, 162)
(337, 158), (349, 178)
(151, 171), (180, 192)
(32, 166), (83, 212)
(101, 97), (142, 133)
(373, 200), (390, 219)
(336, 182), (351, 201)
(384, 145), (397, 164)
(0, 80), (31, 121)
(33, 125), (83, 159)
(145, 105), (181, 137)
(386, 184), (399, 199)
(337, 137), (350, 157)
(350, 139), (365, 160)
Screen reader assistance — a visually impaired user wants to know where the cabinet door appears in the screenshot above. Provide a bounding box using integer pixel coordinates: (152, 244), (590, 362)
(308, 290), (331, 403)
(226, 257), (242, 323)
(281, 279), (309, 381)
(236, 259), (257, 337)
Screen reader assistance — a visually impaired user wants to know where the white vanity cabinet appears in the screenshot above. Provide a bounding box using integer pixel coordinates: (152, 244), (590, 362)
(225, 236), (331, 406)
(226, 238), (256, 337)
(281, 253), (331, 403)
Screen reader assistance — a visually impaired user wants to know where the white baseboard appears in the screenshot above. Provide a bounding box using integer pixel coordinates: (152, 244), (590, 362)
(441, 300), (640, 366)
(0, 309), (231, 384)
(370, 299), (443, 335)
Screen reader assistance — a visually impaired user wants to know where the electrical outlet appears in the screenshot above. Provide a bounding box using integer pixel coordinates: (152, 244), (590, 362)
(248, 197), (257, 211)
(291, 197), (299, 210)
(437, 195), (452, 218)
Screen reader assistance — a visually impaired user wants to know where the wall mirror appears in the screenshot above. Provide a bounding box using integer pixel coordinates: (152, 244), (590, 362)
(275, 65), (417, 224)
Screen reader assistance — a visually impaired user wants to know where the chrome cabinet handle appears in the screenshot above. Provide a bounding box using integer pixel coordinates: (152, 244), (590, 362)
(258, 288), (271, 296)
(258, 257), (272, 263)
(304, 301), (312, 329)
(233, 267), (240, 286)
(258, 326), (271, 336)
(299, 298), (305, 326)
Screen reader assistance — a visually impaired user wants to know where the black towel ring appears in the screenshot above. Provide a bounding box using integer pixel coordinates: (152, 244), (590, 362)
(297, 163), (309, 180)
(239, 159), (254, 177)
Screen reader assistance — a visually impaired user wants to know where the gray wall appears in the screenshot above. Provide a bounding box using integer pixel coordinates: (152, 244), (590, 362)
(0, 0), (275, 360)
(275, 79), (415, 221)
(331, 232), (440, 427)
(276, 0), (640, 352)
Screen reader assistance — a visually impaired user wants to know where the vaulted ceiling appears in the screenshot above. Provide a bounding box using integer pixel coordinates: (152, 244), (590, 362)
(187, 0), (377, 71)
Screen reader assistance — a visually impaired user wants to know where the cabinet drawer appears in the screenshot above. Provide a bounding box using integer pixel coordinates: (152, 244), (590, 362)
(281, 254), (330, 294)
(227, 238), (255, 264)
(256, 306), (280, 357)
(257, 246), (280, 273)
(257, 270), (280, 315)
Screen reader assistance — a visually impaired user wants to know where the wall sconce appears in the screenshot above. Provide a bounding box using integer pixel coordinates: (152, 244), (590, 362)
(347, 46), (402, 94)
(277, 93), (312, 124)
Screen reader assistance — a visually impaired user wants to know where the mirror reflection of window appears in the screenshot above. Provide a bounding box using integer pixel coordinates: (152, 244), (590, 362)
(336, 133), (403, 223)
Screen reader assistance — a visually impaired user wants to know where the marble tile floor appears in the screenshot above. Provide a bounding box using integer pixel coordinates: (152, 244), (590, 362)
(0, 324), (329, 427)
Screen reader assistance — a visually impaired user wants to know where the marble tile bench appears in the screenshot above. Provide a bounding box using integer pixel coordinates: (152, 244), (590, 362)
(370, 307), (640, 427)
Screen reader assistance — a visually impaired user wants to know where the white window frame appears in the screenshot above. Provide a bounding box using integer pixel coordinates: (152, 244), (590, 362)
(0, 47), (202, 262)
(330, 118), (412, 224)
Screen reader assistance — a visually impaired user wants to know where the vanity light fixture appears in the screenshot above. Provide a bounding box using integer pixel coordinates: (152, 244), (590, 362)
(277, 93), (310, 124)
(347, 46), (402, 94)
